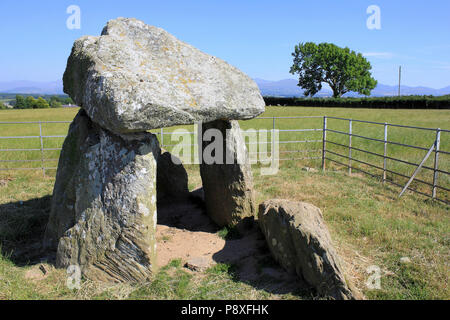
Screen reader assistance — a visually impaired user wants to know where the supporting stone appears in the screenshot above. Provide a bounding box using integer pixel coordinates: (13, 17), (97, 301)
(157, 150), (190, 202)
(199, 120), (256, 228)
(44, 110), (160, 282)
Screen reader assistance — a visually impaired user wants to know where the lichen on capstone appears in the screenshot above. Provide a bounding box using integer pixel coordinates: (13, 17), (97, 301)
(63, 17), (265, 134)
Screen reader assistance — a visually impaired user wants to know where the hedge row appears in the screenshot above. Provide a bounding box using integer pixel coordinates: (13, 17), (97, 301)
(263, 95), (450, 109)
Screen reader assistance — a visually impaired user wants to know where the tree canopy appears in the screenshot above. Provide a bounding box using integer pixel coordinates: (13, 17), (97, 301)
(13, 95), (72, 109)
(15, 95), (26, 109)
(290, 42), (377, 98)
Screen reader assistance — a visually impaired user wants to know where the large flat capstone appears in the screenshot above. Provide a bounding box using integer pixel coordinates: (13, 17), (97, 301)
(44, 110), (160, 282)
(63, 17), (265, 134)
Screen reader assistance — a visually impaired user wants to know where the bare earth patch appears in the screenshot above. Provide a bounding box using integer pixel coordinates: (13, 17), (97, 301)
(156, 189), (302, 293)
(157, 226), (224, 269)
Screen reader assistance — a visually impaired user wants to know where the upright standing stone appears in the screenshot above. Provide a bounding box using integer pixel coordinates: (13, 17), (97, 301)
(199, 120), (256, 228)
(157, 149), (190, 202)
(44, 110), (160, 282)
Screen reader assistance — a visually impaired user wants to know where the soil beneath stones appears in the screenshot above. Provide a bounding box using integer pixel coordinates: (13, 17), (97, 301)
(156, 188), (304, 295)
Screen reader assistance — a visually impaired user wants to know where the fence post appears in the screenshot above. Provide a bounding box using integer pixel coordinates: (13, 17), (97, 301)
(322, 116), (327, 171)
(272, 117), (276, 159)
(39, 121), (45, 177)
(432, 128), (441, 199)
(160, 127), (164, 148)
(383, 123), (388, 183)
(348, 119), (352, 175)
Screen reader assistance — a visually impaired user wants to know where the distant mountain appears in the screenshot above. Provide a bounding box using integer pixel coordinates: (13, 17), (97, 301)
(254, 78), (450, 97)
(369, 84), (450, 97)
(0, 80), (64, 94)
(253, 78), (331, 97)
(1, 79), (449, 97)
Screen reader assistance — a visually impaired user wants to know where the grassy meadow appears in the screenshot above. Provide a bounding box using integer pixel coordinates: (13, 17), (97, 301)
(0, 106), (449, 300)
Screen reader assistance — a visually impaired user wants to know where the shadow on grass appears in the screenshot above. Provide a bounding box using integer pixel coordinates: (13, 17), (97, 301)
(209, 225), (315, 299)
(0, 195), (55, 266)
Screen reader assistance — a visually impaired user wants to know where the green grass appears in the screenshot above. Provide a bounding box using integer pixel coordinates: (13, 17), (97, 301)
(0, 108), (78, 175)
(1, 163), (448, 300)
(217, 226), (242, 240)
(247, 107), (449, 202)
(170, 107), (449, 202)
(0, 106), (449, 300)
(3, 106), (446, 200)
(251, 160), (449, 300)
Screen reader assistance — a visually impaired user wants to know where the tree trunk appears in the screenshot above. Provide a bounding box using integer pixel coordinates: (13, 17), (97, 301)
(332, 88), (342, 98)
(329, 82), (342, 98)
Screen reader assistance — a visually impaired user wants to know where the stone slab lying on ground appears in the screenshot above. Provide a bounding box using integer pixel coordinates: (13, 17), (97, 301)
(258, 199), (355, 300)
(184, 256), (213, 272)
(63, 17), (265, 134)
(44, 110), (160, 282)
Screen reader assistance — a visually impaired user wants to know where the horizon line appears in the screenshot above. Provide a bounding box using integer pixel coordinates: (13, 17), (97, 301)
(1, 78), (449, 91)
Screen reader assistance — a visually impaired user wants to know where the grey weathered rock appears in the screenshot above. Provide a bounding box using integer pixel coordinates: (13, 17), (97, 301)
(157, 149), (189, 201)
(44, 110), (160, 282)
(258, 199), (354, 300)
(63, 17), (265, 134)
(199, 120), (256, 228)
(184, 257), (213, 272)
(400, 257), (411, 264)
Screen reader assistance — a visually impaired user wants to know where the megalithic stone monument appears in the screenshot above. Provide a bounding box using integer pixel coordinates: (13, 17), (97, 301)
(44, 17), (265, 282)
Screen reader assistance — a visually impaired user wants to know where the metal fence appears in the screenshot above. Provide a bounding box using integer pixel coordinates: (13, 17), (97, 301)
(0, 121), (70, 176)
(322, 116), (449, 204)
(243, 116), (323, 162)
(0, 116), (448, 204)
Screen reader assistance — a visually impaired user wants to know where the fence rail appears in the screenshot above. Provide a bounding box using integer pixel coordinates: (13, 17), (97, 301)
(0, 121), (72, 175)
(322, 116), (449, 204)
(0, 116), (448, 204)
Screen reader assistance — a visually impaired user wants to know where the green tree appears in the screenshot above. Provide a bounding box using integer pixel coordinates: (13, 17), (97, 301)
(290, 42), (377, 98)
(49, 96), (64, 108)
(25, 96), (37, 108)
(35, 97), (50, 108)
(0, 102), (7, 110)
(49, 96), (60, 108)
(15, 95), (26, 109)
(64, 97), (74, 105)
(51, 100), (62, 108)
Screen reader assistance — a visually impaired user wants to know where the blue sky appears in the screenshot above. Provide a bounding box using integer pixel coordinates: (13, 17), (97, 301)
(0, 0), (449, 88)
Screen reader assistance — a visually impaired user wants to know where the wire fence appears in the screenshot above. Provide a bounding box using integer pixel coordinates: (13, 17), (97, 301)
(0, 116), (448, 204)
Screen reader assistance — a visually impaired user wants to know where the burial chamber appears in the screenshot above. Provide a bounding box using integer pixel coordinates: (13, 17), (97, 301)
(44, 17), (265, 282)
